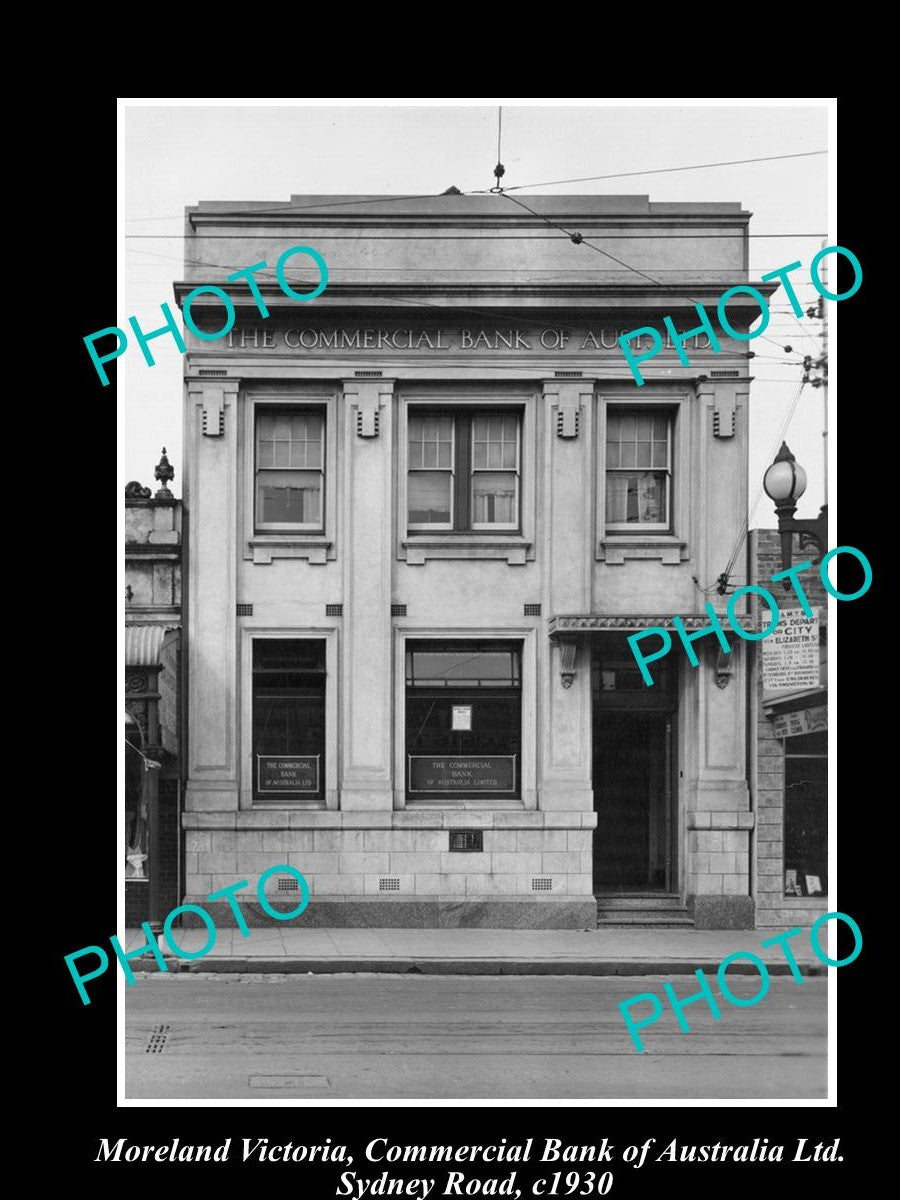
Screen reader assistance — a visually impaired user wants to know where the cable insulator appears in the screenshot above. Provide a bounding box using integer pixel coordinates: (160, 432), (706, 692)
(570, 232), (584, 245)
(494, 162), (505, 179)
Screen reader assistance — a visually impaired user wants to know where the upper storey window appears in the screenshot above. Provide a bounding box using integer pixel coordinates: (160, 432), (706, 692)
(255, 409), (325, 532)
(605, 408), (672, 532)
(407, 410), (521, 533)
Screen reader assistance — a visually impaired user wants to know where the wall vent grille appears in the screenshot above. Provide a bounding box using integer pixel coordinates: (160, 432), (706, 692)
(354, 370), (383, 377)
(277, 878), (300, 892)
(325, 603), (343, 617)
(236, 603), (253, 616)
(379, 877), (400, 891)
(524, 603), (542, 616)
(531, 877), (553, 891)
(198, 369), (227, 377)
(710, 370), (740, 378)
(449, 830), (483, 852)
(391, 604), (407, 617)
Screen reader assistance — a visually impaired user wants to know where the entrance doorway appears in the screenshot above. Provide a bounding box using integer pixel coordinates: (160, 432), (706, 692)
(591, 639), (677, 893)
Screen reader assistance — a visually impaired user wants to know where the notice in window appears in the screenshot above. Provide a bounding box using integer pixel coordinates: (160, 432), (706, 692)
(409, 755), (516, 794)
(451, 705), (472, 731)
(762, 609), (820, 691)
(257, 755), (320, 793)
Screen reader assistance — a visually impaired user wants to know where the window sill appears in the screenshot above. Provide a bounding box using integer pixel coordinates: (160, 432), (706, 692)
(402, 536), (532, 566)
(405, 797), (526, 810)
(251, 797), (327, 809)
(599, 536), (687, 566)
(247, 535), (332, 565)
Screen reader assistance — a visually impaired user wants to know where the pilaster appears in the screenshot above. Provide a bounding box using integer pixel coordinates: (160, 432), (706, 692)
(540, 382), (594, 811)
(185, 380), (240, 812)
(340, 379), (395, 809)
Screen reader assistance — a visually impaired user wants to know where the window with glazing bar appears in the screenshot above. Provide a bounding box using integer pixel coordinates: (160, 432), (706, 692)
(255, 409), (325, 532)
(407, 410), (521, 532)
(605, 408), (672, 531)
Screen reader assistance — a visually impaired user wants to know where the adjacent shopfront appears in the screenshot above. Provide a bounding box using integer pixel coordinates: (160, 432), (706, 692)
(179, 193), (766, 928)
(749, 528), (829, 930)
(124, 469), (183, 926)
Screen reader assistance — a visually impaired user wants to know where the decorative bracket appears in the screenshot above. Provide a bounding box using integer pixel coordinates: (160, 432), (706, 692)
(713, 393), (736, 438)
(356, 391), (380, 438)
(556, 393), (581, 439)
(715, 647), (733, 689)
(201, 388), (225, 437)
(558, 639), (578, 688)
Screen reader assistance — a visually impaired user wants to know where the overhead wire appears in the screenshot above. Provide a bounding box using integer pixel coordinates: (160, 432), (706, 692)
(125, 192), (452, 224)
(470, 149), (827, 193)
(124, 148), (827, 225)
(720, 376), (810, 587)
(123, 231), (830, 241)
(128, 243), (830, 279)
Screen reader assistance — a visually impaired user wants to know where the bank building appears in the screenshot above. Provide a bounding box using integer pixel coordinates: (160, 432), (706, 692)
(178, 193), (775, 930)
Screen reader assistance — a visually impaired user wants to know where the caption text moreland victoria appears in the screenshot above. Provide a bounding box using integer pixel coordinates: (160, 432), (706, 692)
(95, 1135), (844, 1190)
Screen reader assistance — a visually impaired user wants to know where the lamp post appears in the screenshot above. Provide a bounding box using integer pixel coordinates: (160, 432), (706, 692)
(762, 443), (828, 581)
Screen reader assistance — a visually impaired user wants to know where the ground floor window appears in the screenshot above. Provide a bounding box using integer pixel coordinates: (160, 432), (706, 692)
(252, 638), (325, 801)
(783, 731), (827, 896)
(405, 640), (521, 800)
(125, 711), (148, 879)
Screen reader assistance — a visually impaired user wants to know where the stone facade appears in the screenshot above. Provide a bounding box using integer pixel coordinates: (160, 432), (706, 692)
(178, 194), (769, 929)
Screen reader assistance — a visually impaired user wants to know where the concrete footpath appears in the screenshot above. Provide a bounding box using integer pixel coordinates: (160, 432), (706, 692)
(123, 925), (825, 976)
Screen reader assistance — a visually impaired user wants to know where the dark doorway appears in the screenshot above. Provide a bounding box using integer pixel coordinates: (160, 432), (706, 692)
(592, 641), (677, 893)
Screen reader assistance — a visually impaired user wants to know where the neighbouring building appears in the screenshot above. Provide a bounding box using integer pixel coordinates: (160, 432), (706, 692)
(177, 193), (776, 929)
(748, 527), (828, 930)
(124, 453), (182, 926)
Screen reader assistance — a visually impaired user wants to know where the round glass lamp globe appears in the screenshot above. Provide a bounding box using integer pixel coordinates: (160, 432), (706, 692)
(763, 458), (807, 503)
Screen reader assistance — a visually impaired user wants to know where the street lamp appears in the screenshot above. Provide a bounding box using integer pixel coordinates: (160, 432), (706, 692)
(763, 442), (828, 581)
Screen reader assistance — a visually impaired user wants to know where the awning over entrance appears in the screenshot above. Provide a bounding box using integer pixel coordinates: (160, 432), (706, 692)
(125, 624), (179, 666)
(125, 625), (181, 754)
(549, 614), (723, 636)
(548, 614), (748, 690)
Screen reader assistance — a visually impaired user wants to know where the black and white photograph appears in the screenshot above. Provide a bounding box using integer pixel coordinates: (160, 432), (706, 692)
(55, 93), (879, 1183)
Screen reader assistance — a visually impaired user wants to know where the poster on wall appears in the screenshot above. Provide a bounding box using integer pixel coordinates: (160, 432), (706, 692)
(762, 609), (821, 691)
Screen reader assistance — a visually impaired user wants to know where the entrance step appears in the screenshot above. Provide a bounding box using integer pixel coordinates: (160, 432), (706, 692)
(596, 893), (684, 910)
(596, 912), (694, 927)
(595, 895), (693, 928)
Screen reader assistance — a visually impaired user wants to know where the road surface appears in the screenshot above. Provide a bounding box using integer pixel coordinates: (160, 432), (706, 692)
(125, 973), (826, 1100)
